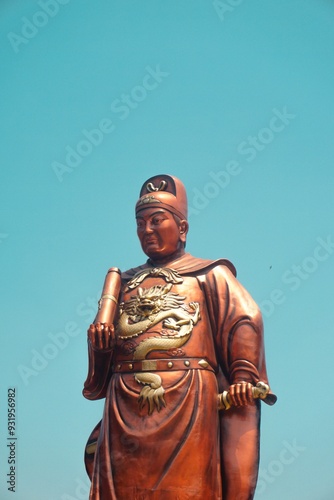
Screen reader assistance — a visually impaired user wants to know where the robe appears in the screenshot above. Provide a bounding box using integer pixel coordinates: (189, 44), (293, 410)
(83, 253), (275, 500)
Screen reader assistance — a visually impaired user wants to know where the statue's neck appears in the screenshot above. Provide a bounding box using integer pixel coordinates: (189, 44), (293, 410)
(147, 248), (186, 267)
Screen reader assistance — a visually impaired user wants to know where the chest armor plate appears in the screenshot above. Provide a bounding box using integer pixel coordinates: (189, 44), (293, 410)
(114, 267), (217, 367)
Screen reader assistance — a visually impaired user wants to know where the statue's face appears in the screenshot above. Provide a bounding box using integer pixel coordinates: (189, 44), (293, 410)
(136, 208), (185, 261)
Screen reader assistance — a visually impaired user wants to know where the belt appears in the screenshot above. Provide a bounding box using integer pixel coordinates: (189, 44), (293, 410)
(113, 357), (215, 373)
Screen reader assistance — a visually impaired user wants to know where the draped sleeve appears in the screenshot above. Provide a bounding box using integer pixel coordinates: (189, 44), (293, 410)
(82, 341), (114, 400)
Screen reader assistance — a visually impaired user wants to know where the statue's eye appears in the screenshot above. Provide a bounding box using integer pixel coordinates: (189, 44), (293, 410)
(152, 216), (164, 225)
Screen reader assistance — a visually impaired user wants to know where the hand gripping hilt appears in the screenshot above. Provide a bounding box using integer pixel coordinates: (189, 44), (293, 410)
(218, 381), (277, 411)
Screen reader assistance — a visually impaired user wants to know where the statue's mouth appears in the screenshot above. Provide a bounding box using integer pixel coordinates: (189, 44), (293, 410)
(145, 238), (157, 245)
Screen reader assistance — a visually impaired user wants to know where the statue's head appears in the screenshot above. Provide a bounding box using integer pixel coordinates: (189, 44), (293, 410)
(135, 174), (189, 261)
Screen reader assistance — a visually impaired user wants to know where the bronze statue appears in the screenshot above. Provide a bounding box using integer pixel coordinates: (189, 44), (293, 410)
(83, 174), (276, 499)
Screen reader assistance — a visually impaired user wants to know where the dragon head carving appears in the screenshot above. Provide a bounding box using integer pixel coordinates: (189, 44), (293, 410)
(136, 284), (173, 317)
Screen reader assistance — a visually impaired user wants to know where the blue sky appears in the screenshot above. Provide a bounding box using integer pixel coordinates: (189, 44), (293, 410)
(1, 1), (334, 499)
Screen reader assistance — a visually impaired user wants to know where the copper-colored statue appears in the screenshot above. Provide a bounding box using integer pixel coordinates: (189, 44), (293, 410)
(83, 174), (276, 499)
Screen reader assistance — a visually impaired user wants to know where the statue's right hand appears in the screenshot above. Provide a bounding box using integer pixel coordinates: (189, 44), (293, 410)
(88, 322), (115, 351)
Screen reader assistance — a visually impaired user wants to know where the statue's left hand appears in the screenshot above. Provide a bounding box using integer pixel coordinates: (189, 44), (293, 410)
(88, 322), (115, 351)
(228, 381), (254, 407)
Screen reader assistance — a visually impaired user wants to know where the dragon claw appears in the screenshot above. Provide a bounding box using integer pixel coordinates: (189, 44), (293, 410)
(135, 373), (166, 415)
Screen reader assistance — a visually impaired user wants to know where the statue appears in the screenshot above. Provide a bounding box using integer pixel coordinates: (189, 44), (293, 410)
(83, 174), (277, 499)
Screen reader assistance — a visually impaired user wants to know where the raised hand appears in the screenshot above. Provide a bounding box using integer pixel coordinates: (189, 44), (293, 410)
(88, 322), (115, 351)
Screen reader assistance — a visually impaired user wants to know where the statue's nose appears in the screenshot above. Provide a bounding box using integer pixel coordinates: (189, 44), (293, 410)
(144, 222), (154, 233)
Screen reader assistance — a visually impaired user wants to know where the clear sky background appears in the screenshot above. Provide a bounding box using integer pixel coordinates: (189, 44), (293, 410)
(1, 1), (333, 499)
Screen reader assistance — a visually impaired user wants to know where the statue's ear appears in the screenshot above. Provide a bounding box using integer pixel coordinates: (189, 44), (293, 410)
(179, 220), (189, 244)
(138, 287), (143, 297)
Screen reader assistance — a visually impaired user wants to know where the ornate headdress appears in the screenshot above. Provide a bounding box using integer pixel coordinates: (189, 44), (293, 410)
(135, 174), (188, 220)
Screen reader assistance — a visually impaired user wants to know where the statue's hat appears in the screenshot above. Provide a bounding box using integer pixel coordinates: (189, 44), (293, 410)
(135, 174), (188, 220)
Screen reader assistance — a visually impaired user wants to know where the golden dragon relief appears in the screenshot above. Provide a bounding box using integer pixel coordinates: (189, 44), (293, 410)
(116, 283), (200, 414)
